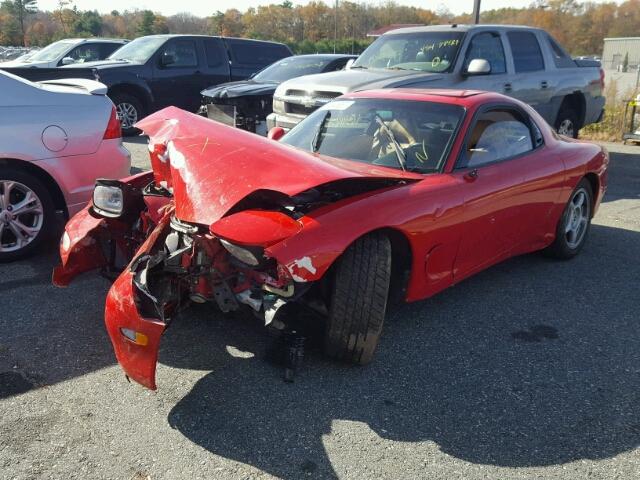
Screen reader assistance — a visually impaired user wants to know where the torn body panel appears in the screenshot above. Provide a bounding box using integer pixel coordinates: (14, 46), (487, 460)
(135, 107), (422, 226)
(105, 212), (173, 390)
(53, 172), (171, 287)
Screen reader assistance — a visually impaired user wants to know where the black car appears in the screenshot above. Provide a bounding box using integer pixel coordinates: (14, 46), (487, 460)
(200, 54), (357, 133)
(11, 35), (292, 134)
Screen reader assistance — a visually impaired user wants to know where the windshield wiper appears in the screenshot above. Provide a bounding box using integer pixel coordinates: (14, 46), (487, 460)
(374, 114), (406, 171)
(350, 65), (368, 69)
(311, 111), (331, 153)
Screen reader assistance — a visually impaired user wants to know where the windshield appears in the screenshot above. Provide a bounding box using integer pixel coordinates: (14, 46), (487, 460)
(281, 98), (465, 173)
(352, 31), (464, 73)
(108, 37), (166, 63)
(254, 56), (337, 83)
(27, 41), (75, 62)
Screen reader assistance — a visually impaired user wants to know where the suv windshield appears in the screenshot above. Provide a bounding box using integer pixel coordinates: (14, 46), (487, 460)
(254, 56), (337, 83)
(352, 31), (464, 73)
(27, 41), (75, 62)
(281, 98), (464, 173)
(108, 37), (166, 63)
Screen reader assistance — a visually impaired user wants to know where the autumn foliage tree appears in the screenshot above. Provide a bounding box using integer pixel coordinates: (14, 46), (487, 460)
(1, 0), (639, 57)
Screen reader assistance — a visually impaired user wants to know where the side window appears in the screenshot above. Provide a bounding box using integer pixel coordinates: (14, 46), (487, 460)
(546, 34), (576, 68)
(462, 109), (534, 168)
(65, 44), (102, 63)
(99, 43), (122, 59)
(204, 39), (225, 68)
(327, 58), (350, 72)
(160, 39), (198, 68)
(507, 31), (545, 72)
(229, 41), (289, 67)
(464, 32), (506, 74)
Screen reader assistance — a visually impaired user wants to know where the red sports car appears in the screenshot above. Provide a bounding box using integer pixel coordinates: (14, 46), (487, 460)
(53, 89), (608, 390)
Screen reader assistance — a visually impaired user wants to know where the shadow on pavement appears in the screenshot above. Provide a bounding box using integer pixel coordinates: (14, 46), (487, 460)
(166, 222), (640, 477)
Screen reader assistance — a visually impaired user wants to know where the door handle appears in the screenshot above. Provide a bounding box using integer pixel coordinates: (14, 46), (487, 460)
(504, 83), (512, 92)
(464, 169), (479, 182)
(541, 80), (549, 89)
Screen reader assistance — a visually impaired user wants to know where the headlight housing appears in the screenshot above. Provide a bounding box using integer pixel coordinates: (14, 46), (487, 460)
(272, 99), (285, 113)
(219, 239), (262, 266)
(92, 179), (143, 220)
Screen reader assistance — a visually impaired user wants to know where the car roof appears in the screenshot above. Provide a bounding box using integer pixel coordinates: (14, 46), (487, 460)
(59, 38), (128, 44)
(138, 34), (288, 46)
(385, 24), (543, 35)
(290, 54), (358, 60)
(343, 88), (510, 106)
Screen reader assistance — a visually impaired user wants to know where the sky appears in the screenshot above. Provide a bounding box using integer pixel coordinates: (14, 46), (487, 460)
(35, 0), (618, 18)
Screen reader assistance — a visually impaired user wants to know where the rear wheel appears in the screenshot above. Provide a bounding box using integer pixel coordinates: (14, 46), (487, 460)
(0, 169), (55, 262)
(325, 233), (392, 365)
(111, 92), (144, 136)
(544, 179), (592, 259)
(555, 105), (580, 139)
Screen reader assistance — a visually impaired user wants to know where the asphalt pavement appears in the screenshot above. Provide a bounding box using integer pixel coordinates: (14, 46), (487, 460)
(0, 138), (638, 480)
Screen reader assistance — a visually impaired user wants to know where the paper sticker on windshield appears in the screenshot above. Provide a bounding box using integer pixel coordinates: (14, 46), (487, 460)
(321, 100), (354, 111)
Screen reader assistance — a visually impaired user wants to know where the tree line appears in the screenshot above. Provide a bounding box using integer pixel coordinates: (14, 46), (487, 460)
(1, 0), (639, 56)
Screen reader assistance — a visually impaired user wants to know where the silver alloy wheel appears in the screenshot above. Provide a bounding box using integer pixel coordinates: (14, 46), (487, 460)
(0, 180), (44, 253)
(565, 188), (590, 249)
(557, 119), (575, 137)
(116, 102), (138, 129)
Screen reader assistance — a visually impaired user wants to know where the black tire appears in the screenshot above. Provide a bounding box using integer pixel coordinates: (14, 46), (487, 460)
(110, 92), (144, 136)
(544, 179), (593, 259)
(555, 104), (580, 139)
(325, 233), (392, 365)
(0, 168), (56, 262)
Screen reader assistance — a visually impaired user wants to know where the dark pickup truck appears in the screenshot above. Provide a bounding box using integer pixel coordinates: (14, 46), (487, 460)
(5, 34), (292, 134)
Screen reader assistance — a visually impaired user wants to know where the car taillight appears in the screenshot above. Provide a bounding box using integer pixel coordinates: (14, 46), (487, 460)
(103, 105), (122, 140)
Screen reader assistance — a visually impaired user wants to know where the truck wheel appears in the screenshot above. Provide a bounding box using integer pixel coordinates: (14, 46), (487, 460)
(325, 233), (392, 365)
(544, 178), (592, 259)
(555, 106), (580, 138)
(111, 93), (144, 136)
(0, 168), (55, 262)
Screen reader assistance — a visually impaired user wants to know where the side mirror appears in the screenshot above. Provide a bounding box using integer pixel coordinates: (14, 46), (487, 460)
(464, 58), (491, 76)
(61, 57), (75, 66)
(268, 127), (286, 141)
(160, 52), (176, 68)
(345, 59), (355, 70)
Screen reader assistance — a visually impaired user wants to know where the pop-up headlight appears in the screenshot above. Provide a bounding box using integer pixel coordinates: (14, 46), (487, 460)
(92, 179), (143, 219)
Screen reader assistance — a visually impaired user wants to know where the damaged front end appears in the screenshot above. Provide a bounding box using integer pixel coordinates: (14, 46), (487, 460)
(105, 208), (313, 389)
(55, 107), (421, 390)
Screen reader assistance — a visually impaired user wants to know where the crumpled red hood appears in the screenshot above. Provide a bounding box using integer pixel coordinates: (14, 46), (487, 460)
(135, 107), (422, 226)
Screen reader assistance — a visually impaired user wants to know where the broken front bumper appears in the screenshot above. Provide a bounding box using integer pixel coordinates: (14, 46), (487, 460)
(104, 213), (172, 390)
(53, 205), (108, 287)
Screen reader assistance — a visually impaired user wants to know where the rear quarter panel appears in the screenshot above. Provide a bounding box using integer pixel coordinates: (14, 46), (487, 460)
(0, 74), (112, 160)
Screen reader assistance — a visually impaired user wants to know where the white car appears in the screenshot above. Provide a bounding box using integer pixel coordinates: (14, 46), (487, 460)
(0, 38), (127, 68)
(0, 71), (131, 261)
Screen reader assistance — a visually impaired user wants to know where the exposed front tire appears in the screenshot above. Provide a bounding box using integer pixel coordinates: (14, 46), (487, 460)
(0, 169), (56, 262)
(544, 179), (593, 259)
(555, 105), (580, 139)
(111, 92), (144, 136)
(325, 233), (392, 365)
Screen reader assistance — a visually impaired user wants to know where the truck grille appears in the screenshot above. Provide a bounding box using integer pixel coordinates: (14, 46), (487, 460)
(286, 103), (317, 115)
(282, 89), (342, 116)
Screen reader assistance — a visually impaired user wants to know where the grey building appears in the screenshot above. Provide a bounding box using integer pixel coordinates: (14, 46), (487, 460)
(602, 37), (640, 70)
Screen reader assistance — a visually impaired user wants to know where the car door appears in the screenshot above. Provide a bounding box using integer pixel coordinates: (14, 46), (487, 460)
(201, 37), (232, 90)
(504, 30), (553, 120)
(452, 105), (540, 281)
(459, 31), (512, 95)
(150, 38), (202, 111)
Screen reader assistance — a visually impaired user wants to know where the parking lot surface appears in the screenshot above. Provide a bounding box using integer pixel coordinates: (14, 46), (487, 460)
(1, 139), (639, 480)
